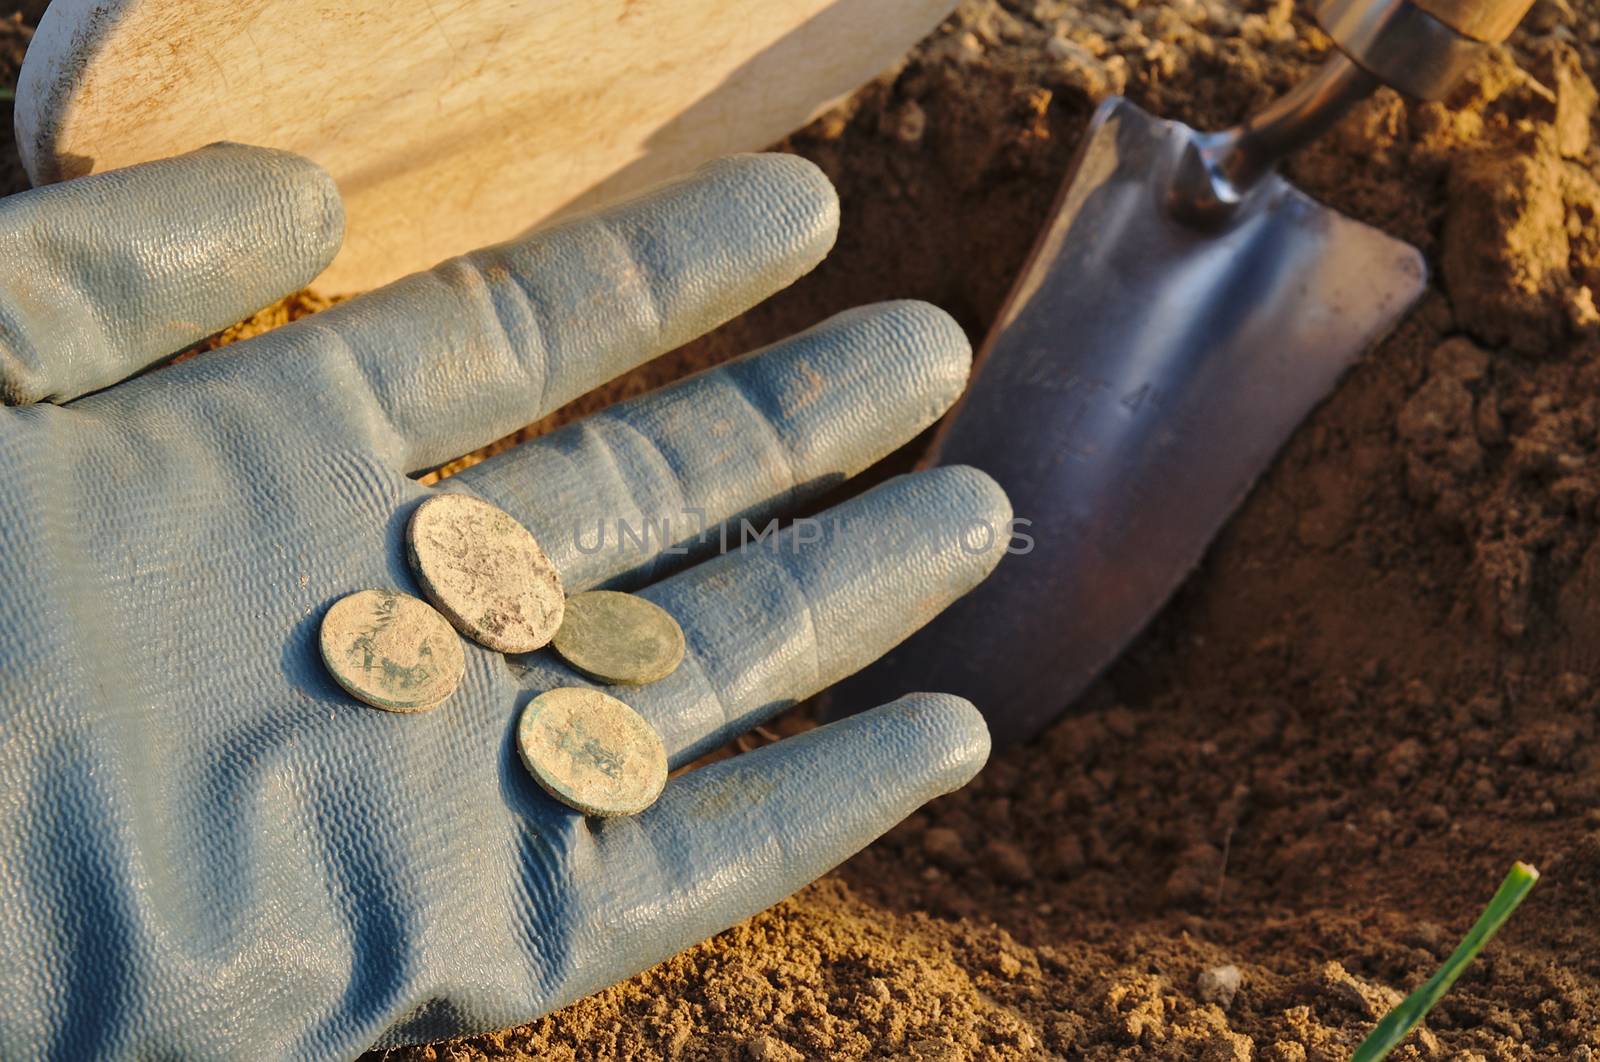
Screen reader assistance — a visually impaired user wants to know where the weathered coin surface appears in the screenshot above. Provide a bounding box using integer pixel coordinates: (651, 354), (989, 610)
(516, 687), (668, 817)
(552, 591), (686, 685)
(319, 589), (465, 712)
(406, 493), (564, 654)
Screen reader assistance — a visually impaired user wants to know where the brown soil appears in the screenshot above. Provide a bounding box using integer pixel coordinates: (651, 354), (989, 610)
(6, 0), (1600, 1057)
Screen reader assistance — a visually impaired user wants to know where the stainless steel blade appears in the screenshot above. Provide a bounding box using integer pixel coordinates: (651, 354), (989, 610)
(834, 96), (1427, 745)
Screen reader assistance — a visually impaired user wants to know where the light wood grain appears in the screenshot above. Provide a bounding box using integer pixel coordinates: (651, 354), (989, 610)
(18, 0), (955, 293)
(1411, 0), (1536, 42)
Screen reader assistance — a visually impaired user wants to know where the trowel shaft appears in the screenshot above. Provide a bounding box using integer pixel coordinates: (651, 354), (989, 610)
(1182, 0), (1537, 223)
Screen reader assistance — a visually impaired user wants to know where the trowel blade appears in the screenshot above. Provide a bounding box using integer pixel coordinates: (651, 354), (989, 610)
(835, 96), (1426, 746)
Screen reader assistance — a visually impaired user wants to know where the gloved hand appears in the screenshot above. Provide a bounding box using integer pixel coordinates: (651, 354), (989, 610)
(0, 143), (1009, 1058)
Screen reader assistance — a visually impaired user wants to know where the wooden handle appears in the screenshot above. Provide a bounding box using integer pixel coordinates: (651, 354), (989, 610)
(19, 0), (962, 293)
(1410, 0), (1536, 42)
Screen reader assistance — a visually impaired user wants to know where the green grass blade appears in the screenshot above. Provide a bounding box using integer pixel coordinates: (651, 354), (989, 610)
(1351, 861), (1540, 1062)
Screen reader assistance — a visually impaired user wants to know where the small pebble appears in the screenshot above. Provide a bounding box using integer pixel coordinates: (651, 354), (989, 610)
(1196, 964), (1242, 1009)
(895, 100), (927, 144)
(319, 589), (464, 712)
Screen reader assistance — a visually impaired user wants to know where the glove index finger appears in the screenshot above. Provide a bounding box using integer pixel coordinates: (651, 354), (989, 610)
(209, 152), (840, 475)
(0, 143), (344, 406)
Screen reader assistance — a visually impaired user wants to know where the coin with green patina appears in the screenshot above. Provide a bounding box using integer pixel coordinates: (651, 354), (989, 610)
(319, 589), (465, 712)
(551, 590), (686, 685)
(406, 493), (564, 654)
(516, 687), (668, 817)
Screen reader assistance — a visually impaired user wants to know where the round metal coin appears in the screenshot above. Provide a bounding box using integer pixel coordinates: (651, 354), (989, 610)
(551, 591), (686, 685)
(406, 493), (565, 653)
(516, 687), (668, 817)
(319, 589), (465, 712)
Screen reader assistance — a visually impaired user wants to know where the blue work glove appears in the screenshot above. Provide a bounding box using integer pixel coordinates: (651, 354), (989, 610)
(0, 143), (1009, 1058)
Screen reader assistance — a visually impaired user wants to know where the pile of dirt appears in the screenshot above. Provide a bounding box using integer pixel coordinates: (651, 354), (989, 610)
(406, 0), (1599, 1057)
(3, 0), (1598, 1055)
(0, 11), (31, 198)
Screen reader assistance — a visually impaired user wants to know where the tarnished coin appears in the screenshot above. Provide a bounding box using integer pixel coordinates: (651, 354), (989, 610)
(516, 687), (668, 817)
(320, 589), (465, 712)
(552, 591), (686, 685)
(406, 493), (564, 653)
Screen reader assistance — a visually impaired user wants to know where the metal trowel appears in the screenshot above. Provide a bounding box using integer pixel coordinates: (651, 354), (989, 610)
(836, 0), (1537, 745)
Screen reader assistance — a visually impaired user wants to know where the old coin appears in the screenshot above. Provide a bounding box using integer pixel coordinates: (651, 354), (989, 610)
(406, 493), (564, 654)
(516, 687), (668, 817)
(551, 590), (686, 685)
(320, 589), (465, 712)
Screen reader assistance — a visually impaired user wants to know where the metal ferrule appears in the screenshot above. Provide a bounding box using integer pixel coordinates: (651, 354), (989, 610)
(1169, 54), (1379, 227)
(1168, 0), (1493, 224)
(1317, 0), (1490, 101)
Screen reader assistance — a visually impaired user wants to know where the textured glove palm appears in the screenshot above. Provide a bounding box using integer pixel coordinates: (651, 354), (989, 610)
(0, 144), (1006, 1059)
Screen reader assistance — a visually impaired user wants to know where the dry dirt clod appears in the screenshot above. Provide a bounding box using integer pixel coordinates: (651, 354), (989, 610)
(744, 1034), (803, 1062)
(907, 1038), (965, 1062)
(1427, 335), (1490, 381)
(1442, 147), (1573, 356)
(1263, 1043), (1307, 1062)
(1314, 961), (1402, 1021)
(981, 839), (1034, 885)
(1164, 842), (1224, 907)
(994, 950), (1023, 978)
(1045, 833), (1087, 877)
(1474, 539), (1535, 639)
(1201, 1029), (1254, 1062)
(1533, 39), (1599, 159)
(921, 826), (972, 870)
(1397, 369), (1478, 463)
